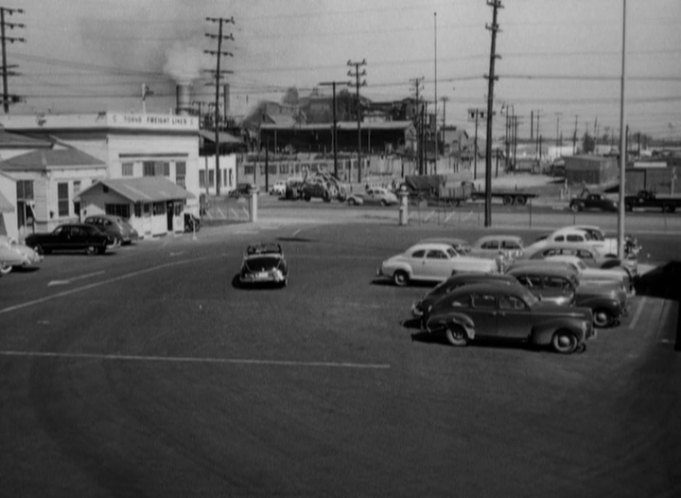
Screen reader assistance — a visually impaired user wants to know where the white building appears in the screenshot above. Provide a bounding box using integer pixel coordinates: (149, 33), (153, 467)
(0, 112), (233, 238)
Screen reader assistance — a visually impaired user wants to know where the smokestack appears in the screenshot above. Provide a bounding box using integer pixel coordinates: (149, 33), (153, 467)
(176, 84), (192, 115)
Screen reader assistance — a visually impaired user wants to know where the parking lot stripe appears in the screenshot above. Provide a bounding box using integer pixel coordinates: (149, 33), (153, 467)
(0, 350), (390, 370)
(628, 297), (646, 330)
(0, 257), (213, 316)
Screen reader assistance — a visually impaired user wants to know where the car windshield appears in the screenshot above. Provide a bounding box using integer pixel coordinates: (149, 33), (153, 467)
(516, 286), (540, 306)
(244, 256), (282, 271)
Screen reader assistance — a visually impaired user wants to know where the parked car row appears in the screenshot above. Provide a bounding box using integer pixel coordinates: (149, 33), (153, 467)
(2, 213), (200, 278)
(378, 224), (640, 354)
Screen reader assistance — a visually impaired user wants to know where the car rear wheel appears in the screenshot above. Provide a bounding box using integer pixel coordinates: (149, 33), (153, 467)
(593, 308), (614, 328)
(0, 262), (12, 275)
(86, 245), (97, 255)
(570, 203), (582, 213)
(444, 324), (468, 347)
(551, 329), (579, 354)
(380, 200), (387, 207)
(348, 198), (357, 206)
(393, 270), (409, 287)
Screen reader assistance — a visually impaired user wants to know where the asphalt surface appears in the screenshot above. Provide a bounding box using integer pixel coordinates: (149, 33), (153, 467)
(1, 201), (680, 497)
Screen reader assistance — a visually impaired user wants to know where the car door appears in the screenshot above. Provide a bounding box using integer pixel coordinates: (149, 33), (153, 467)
(496, 293), (533, 339)
(422, 248), (453, 280)
(468, 292), (499, 337)
(406, 249), (427, 279)
(51, 225), (70, 251)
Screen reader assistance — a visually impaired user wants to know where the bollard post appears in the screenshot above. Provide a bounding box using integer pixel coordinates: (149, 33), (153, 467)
(248, 183), (259, 222)
(398, 187), (409, 226)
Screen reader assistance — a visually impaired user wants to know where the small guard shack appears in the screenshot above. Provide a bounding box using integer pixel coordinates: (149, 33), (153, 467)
(76, 177), (194, 238)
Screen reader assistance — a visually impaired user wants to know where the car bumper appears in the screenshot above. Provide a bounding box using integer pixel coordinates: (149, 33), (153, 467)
(240, 269), (286, 284)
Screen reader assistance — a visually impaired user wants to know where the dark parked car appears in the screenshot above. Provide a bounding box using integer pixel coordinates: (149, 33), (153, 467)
(411, 272), (519, 318)
(25, 223), (110, 255)
(237, 242), (288, 287)
(421, 283), (595, 354)
(569, 193), (618, 213)
(506, 265), (628, 327)
(229, 183), (252, 199)
(84, 214), (138, 245)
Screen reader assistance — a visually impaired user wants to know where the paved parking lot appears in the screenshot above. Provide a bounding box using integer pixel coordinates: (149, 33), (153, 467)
(1, 211), (680, 497)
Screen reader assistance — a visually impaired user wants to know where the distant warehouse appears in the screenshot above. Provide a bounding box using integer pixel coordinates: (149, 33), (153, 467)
(565, 155), (619, 187)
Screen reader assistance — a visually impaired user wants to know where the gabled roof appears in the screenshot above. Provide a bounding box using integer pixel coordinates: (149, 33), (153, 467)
(0, 145), (106, 172)
(76, 177), (194, 203)
(0, 128), (52, 149)
(0, 190), (13, 212)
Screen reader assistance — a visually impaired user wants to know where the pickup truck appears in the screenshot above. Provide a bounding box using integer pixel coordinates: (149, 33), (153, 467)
(624, 190), (681, 213)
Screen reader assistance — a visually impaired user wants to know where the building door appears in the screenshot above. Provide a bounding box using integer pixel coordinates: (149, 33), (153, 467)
(166, 201), (174, 231)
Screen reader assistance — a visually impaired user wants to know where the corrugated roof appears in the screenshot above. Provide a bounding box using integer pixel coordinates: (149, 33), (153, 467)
(0, 146), (106, 172)
(198, 129), (242, 144)
(260, 120), (414, 131)
(76, 177), (194, 203)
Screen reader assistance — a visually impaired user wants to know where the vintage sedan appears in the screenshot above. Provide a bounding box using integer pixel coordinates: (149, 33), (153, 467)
(520, 242), (637, 280)
(84, 214), (139, 246)
(0, 235), (43, 275)
(377, 242), (498, 286)
(237, 242), (288, 287)
(421, 283), (595, 354)
(24, 223), (110, 255)
(534, 225), (641, 259)
(569, 193), (618, 213)
(347, 187), (398, 207)
(506, 265), (628, 327)
(470, 235), (525, 271)
(411, 272), (520, 318)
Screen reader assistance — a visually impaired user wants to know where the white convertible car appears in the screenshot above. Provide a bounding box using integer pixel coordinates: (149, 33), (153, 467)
(377, 242), (498, 286)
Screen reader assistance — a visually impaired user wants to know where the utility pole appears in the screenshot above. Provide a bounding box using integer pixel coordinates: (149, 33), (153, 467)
(484, 0), (502, 227)
(410, 77), (424, 174)
(572, 114), (578, 154)
(433, 11), (438, 163)
(468, 108), (485, 181)
(555, 112), (562, 147)
(440, 95), (449, 158)
(0, 6), (24, 114)
(205, 16), (234, 196)
(347, 59), (367, 183)
(320, 80), (349, 178)
(617, 0), (627, 260)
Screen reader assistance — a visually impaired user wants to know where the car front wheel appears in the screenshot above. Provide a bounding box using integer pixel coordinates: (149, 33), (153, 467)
(592, 308), (614, 328)
(445, 324), (468, 347)
(552, 329), (580, 354)
(393, 270), (409, 287)
(86, 245), (97, 255)
(570, 203), (581, 213)
(0, 262), (12, 275)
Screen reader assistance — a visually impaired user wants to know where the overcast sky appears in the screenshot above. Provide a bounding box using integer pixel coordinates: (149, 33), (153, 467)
(8, 0), (681, 140)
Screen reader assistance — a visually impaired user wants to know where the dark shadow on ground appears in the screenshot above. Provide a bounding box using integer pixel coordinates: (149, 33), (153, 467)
(634, 261), (681, 351)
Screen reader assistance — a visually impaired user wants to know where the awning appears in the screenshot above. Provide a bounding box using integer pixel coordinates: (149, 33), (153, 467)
(0, 190), (13, 213)
(76, 177), (194, 203)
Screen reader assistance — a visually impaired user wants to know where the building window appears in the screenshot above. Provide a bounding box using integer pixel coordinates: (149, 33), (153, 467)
(176, 161), (186, 188)
(134, 203), (142, 217)
(244, 165), (254, 176)
(58, 182), (69, 217)
(17, 180), (34, 200)
(199, 170), (206, 188)
(153, 202), (165, 215)
(122, 162), (134, 176)
(105, 204), (131, 218)
(143, 161), (170, 177)
(208, 170), (215, 187)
